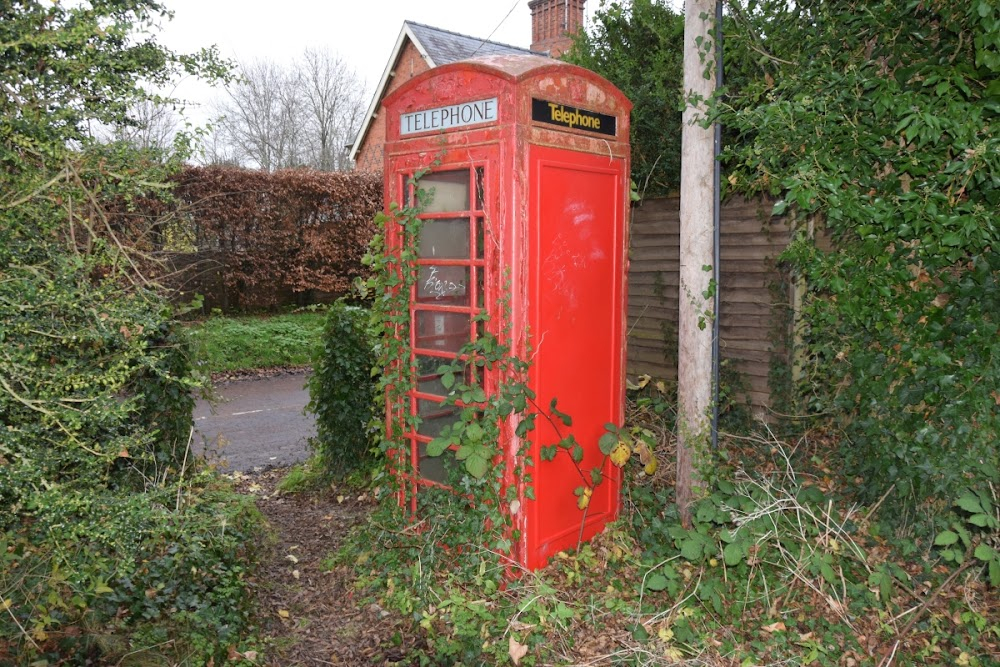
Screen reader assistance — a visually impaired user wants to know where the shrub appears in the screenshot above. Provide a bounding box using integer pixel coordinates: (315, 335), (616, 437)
(307, 300), (379, 478)
(2, 480), (264, 664)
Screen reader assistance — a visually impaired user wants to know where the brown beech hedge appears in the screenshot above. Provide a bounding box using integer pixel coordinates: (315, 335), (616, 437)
(117, 166), (383, 311)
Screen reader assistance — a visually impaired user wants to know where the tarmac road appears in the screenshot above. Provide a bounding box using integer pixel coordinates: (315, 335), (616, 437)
(193, 371), (315, 472)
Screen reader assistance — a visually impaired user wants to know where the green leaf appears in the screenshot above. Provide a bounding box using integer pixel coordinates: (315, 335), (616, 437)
(956, 494), (985, 515)
(722, 541), (745, 566)
(820, 561), (838, 586)
(934, 530), (959, 546)
(590, 468), (603, 486)
(440, 371), (455, 390)
(990, 559), (1000, 587)
(540, 445), (558, 461)
(465, 452), (489, 479)
(629, 623), (649, 642)
(644, 573), (669, 592)
(941, 232), (962, 247)
(680, 537), (703, 562)
(598, 432), (617, 455)
(570, 443), (584, 463)
(425, 437), (450, 457)
(974, 544), (996, 562)
(969, 514), (992, 527)
(464, 422), (484, 442)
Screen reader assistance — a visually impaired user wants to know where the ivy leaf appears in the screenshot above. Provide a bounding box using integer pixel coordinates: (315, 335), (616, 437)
(540, 445), (558, 461)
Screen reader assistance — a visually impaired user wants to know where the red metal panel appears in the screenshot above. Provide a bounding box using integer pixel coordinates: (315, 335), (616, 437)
(524, 145), (627, 570)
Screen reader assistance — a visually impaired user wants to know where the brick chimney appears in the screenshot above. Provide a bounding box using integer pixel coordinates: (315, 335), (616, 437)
(529, 0), (585, 58)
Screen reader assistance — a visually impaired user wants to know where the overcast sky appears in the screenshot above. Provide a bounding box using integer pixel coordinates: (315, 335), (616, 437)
(156, 0), (601, 129)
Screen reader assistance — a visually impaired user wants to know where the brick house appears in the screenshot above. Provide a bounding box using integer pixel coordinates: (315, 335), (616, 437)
(349, 0), (586, 172)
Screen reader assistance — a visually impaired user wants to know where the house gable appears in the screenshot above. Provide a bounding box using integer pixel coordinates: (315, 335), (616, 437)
(350, 20), (538, 172)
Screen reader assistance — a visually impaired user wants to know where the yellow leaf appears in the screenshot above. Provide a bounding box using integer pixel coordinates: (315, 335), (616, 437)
(761, 621), (786, 633)
(278, 609), (290, 618)
(0, 599), (11, 611)
(285, 554), (299, 564)
(577, 493), (591, 510)
(94, 583), (113, 595)
(644, 458), (658, 476)
(609, 441), (631, 467)
(292, 569), (300, 580)
(508, 636), (529, 665)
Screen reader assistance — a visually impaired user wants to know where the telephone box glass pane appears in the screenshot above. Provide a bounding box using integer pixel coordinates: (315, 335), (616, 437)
(418, 443), (448, 484)
(415, 311), (470, 352)
(475, 218), (485, 260)
(417, 399), (460, 438)
(417, 265), (469, 304)
(419, 170), (469, 213)
(415, 354), (478, 396)
(418, 219), (470, 259)
(475, 167), (485, 210)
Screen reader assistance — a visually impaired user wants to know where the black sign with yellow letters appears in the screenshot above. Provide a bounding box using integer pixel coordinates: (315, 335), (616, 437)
(531, 98), (616, 137)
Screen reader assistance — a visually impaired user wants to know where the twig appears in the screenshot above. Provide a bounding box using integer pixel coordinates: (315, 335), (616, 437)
(3, 600), (40, 652)
(175, 426), (194, 511)
(896, 550), (977, 640)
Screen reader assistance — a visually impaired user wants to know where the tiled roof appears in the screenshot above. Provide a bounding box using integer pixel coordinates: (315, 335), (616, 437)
(406, 21), (539, 65)
(348, 21), (546, 163)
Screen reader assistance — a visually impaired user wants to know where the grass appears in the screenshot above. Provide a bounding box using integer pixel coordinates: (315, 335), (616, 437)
(185, 310), (327, 374)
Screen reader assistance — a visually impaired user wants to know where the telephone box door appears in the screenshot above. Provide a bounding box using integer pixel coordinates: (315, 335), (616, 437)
(385, 151), (499, 508)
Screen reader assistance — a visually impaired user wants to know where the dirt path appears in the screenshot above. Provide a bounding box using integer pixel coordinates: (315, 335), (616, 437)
(234, 469), (421, 666)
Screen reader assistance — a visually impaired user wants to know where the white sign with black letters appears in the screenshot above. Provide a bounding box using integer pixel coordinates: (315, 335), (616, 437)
(400, 98), (498, 136)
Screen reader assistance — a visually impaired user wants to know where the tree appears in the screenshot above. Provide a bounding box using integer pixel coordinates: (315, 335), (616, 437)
(214, 57), (305, 171)
(0, 3), (262, 662)
(566, 0), (684, 197)
(212, 50), (366, 171)
(103, 97), (180, 152)
(718, 0), (1000, 506)
(300, 47), (366, 171)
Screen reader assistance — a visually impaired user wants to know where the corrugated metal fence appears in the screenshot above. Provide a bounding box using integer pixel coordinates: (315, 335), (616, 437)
(627, 196), (793, 413)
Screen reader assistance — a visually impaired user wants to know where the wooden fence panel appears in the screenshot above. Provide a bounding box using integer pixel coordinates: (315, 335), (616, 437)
(626, 195), (792, 413)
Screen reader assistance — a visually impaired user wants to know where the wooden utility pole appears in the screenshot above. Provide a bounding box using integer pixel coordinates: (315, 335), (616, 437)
(676, 0), (717, 525)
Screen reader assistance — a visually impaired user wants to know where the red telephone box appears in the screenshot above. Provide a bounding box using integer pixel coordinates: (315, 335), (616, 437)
(381, 55), (631, 571)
